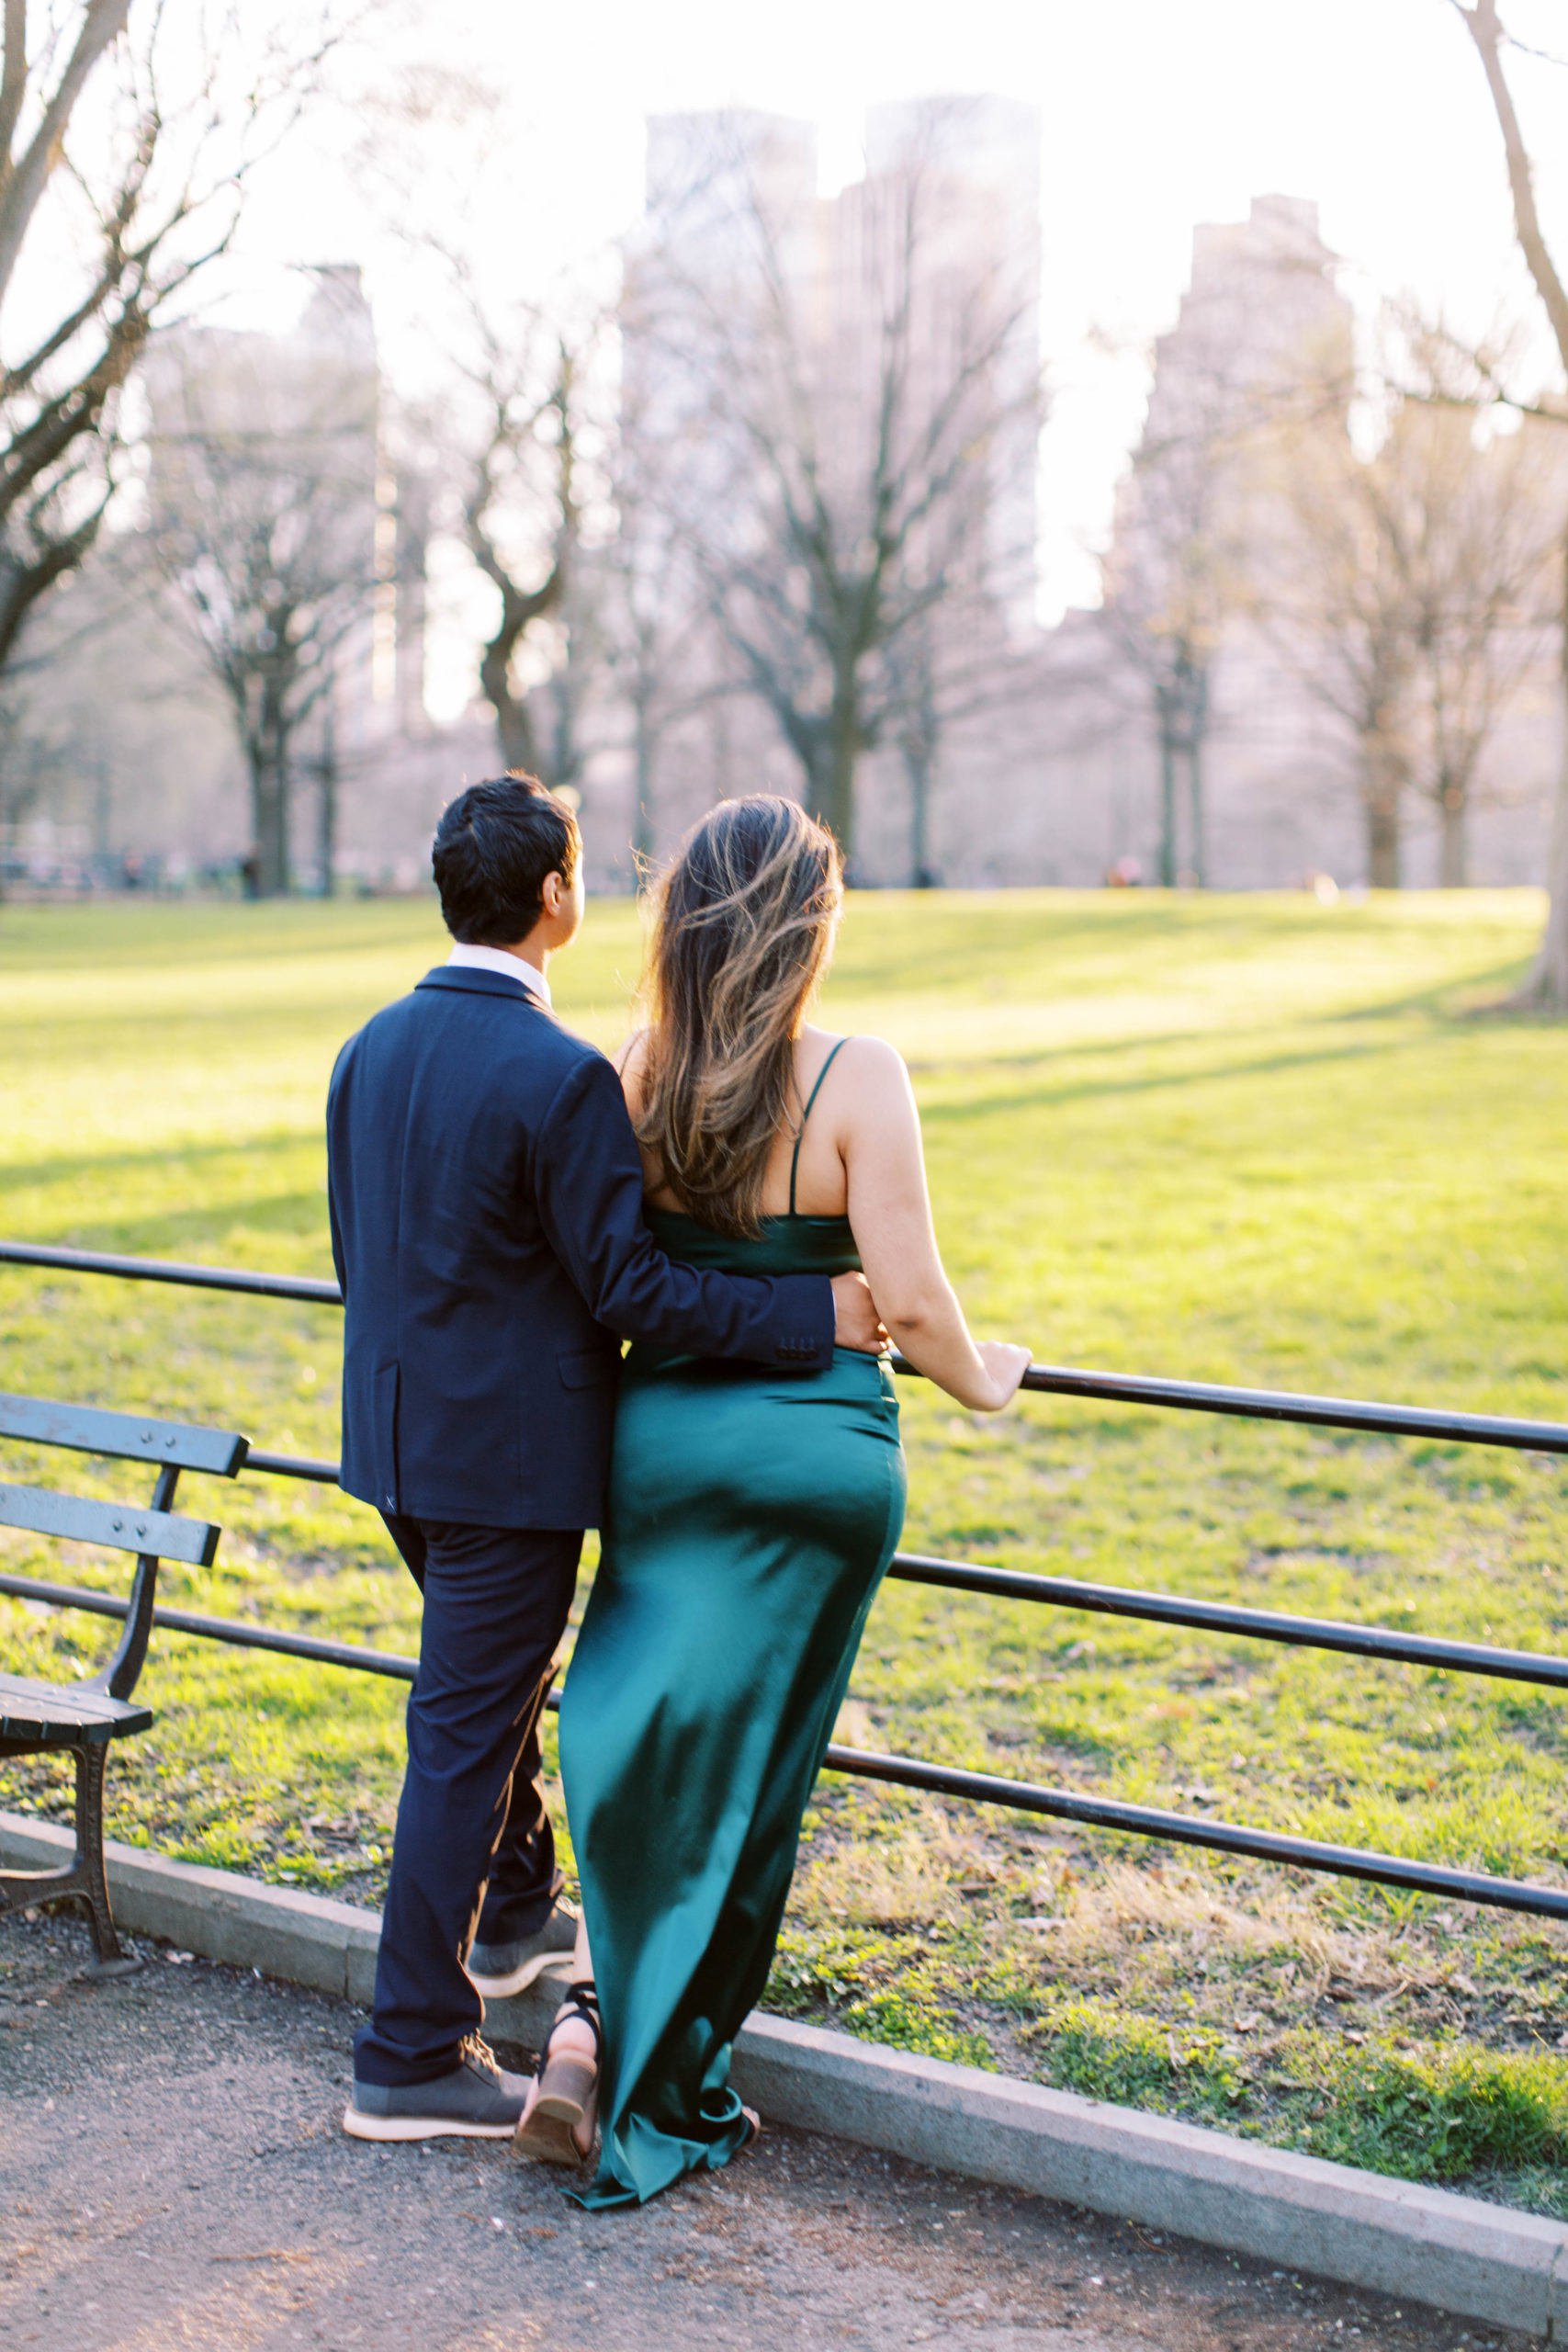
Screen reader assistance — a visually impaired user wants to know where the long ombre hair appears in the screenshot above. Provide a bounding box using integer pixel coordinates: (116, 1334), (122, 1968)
(635, 796), (843, 1238)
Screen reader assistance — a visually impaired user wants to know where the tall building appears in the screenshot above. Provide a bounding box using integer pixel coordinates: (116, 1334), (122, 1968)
(1090, 197), (1562, 891)
(861, 96), (1042, 631)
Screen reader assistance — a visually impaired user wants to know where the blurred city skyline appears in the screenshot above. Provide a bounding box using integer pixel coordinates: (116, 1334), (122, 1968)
(205, 0), (1567, 629)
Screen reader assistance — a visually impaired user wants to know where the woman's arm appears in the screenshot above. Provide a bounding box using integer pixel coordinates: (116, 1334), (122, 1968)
(840, 1038), (1032, 1413)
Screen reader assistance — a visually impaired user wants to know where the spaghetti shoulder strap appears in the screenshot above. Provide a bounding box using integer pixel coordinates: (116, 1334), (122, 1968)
(788, 1036), (851, 1216)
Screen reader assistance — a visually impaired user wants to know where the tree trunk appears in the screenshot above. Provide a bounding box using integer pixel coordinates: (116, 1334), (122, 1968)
(316, 689), (338, 900)
(1188, 739), (1206, 888)
(1510, 536), (1568, 1007)
(93, 754), (111, 866)
(480, 635), (543, 779)
(632, 688), (655, 865)
(1438, 785), (1468, 889)
(251, 682), (289, 898)
(1461, 5), (1568, 1003)
(905, 741), (934, 887)
(1188, 669), (1209, 887)
(1517, 739), (1568, 1004)
(1365, 755), (1402, 889)
(813, 692), (859, 865)
(1157, 725), (1177, 888)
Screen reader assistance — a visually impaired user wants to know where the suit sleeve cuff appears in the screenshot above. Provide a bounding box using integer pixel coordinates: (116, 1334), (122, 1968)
(771, 1274), (838, 1365)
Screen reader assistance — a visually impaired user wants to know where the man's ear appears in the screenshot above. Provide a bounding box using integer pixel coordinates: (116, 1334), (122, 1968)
(541, 870), (565, 915)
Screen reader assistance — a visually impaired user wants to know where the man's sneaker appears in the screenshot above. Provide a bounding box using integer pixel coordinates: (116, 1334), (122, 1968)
(467, 1900), (579, 1997)
(343, 2036), (528, 2142)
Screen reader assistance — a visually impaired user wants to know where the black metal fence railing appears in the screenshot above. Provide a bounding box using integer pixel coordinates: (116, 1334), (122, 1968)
(3, 1236), (1567, 1923)
(9, 1236), (1568, 1453)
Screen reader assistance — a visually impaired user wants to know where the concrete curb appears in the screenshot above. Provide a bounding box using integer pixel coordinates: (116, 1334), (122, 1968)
(4, 1810), (1564, 2339)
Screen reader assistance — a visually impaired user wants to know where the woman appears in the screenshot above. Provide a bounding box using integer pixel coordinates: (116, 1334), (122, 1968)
(515, 796), (1031, 2208)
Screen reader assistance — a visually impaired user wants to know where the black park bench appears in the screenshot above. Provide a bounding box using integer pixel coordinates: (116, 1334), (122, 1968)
(0, 1393), (247, 1973)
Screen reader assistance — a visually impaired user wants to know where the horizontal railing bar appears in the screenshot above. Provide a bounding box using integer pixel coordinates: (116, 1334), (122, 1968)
(244, 1448), (343, 1484)
(886, 1552), (1568, 1690)
(896, 1354), (1568, 1454)
(6, 1238), (1566, 1453)
(4, 1567), (1559, 1918)
(0, 1239), (342, 1306)
(0, 1571), (420, 1681)
(1029, 1364), (1568, 1451)
(819, 1744), (1568, 1921)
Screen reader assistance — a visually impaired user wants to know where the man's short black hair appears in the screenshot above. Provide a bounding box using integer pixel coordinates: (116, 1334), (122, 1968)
(432, 773), (581, 945)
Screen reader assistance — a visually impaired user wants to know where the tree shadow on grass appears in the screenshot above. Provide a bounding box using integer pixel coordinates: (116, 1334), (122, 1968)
(0, 1128), (313, 1201)
(919, 1032), (1410, 1127)
(1320, 957), (1531, 1026)
(52, 1193), (335, 1261)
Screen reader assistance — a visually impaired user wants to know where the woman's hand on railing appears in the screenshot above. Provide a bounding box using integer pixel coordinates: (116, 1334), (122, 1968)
(968, 1342), (1034, 1412)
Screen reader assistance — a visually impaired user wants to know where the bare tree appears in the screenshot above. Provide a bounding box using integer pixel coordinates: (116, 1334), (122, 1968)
(1267, 373), (1556, 887)
(1401, 400), (1560, 884)
(596, 371), (716, 864)
(1451, 0), (1568, 996)
(0, 5), (348, 698)
(878, 580), (1053, 887)
(1268, 407), (1416, 887)
(148, 280), (378, 896)
(461, 317), (588, 779)
(604, 503), (683, 864)
(1100, 200), (1352, 887)
(630, 107), (1043, 865)
(1100, 430), (1232, 888)
(343, 64), (606, 788)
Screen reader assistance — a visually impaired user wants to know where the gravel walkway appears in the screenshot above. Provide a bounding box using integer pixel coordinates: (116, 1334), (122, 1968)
(0, 1908), (1531, 2352)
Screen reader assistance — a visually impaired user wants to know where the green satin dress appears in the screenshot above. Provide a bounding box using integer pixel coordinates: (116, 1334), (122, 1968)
(558, 1043), (907, 2211)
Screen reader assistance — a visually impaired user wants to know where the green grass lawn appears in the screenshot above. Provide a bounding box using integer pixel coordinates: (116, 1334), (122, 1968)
(3, 887), (1567, 2210)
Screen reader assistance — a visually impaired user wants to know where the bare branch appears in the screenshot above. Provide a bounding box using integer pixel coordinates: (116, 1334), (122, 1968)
(1452, 0), (1568, 372)
(0, 0), (30, 169)
(0, 0), (130, 305)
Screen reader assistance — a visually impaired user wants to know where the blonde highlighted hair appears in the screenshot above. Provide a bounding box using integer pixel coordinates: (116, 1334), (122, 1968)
(635, 796), (842, 1238)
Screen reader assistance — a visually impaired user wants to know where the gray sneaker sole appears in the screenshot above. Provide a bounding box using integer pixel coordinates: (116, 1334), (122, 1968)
(466, 1950), (572, 1999)
(342, 2102), (518, 2142)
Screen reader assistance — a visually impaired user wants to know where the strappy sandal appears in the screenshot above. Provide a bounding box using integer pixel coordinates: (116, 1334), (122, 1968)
(513, 1978), (602, 2168)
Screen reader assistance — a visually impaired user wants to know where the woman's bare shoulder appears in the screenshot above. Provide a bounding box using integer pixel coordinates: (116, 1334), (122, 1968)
(807, 1034), (911, 1137)
(615, 1025), (653, 1102)
(611, 1030), (653, 1128)
(828, 1033), (908, 1090)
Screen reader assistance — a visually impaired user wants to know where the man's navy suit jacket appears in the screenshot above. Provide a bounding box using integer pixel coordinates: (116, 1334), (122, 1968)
(326, 963), (836, 1530)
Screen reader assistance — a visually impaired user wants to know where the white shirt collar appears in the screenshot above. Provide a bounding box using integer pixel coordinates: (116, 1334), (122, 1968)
(446, 941), (551, 1005)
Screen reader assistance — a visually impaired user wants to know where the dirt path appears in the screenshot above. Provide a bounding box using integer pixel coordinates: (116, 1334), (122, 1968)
(0, 1909), (1530, 2352)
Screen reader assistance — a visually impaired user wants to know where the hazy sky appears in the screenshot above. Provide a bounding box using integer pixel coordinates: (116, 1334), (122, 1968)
(232, 0), (1567, 639)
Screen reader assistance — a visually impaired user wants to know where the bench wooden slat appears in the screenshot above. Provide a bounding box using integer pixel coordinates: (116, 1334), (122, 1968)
(0, 1671), (152, 1742)
(0, 1393), (247, 1476)
(0, 1484), (220, 1566)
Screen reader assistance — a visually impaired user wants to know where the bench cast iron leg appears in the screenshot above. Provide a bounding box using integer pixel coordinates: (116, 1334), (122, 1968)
(73, 1742), (136, 1975)
(0, 1740), (140, 1975)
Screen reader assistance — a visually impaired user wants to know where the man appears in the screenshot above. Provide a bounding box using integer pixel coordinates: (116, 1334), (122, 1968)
(328, 773), (884, 2140)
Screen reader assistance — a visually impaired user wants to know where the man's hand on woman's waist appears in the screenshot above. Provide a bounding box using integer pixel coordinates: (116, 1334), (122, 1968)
(831, 1271), (891, 1356)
